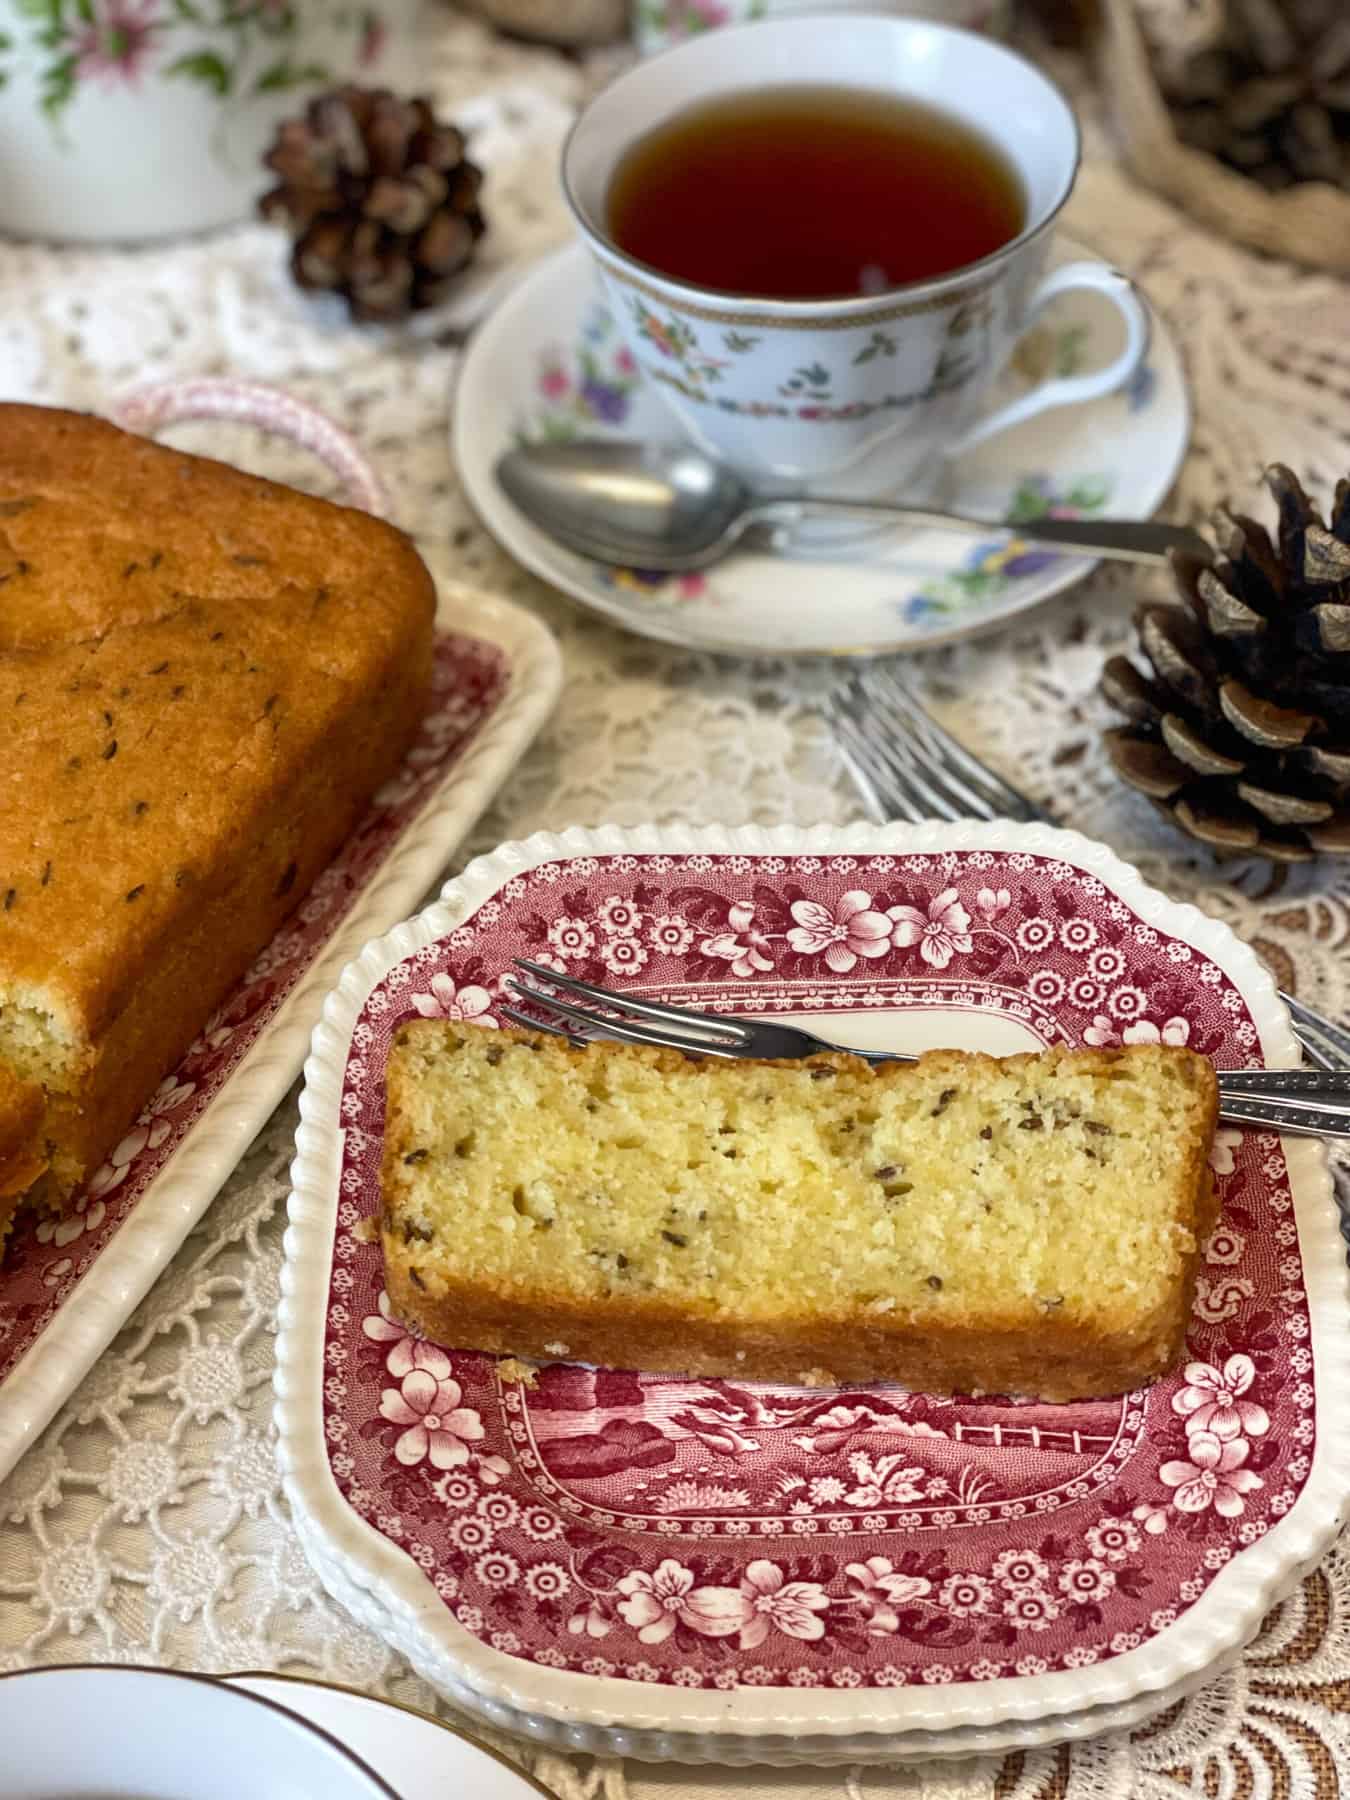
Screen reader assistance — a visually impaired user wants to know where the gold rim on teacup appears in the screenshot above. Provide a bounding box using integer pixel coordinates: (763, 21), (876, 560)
(560, 14), (1081, 327)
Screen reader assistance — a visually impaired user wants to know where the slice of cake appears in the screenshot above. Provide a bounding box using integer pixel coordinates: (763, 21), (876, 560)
(379, 1025), (1219, 1402)
(0, 403), (435, 1225)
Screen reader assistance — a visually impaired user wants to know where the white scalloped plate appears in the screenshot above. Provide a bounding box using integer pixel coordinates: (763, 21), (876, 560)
(277, 823), (1350, 1763)
(0, 558), (561, 1484)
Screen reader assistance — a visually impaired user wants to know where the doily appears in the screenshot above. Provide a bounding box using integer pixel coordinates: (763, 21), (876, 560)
(3, 17), (1350, 1800)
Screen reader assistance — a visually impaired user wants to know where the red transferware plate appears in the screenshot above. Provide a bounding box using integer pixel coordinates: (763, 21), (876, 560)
(278, 823), (1350, 1759)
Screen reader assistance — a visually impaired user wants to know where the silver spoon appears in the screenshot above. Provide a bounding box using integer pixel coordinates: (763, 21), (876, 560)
(496, 439), (1210, 574)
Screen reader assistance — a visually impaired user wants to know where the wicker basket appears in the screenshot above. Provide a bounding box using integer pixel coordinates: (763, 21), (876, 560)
(1099, 0), (1350, 274)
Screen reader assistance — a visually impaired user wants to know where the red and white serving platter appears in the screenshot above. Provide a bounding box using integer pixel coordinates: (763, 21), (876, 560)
(0, 558), (561, 1485)
(276, 822), (1350, 1763)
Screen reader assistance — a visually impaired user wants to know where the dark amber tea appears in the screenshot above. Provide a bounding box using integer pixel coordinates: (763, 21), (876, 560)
(606, 85), (1026, 302)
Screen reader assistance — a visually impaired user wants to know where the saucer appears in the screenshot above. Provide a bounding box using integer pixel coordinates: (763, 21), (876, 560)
(224, 1674), (555, 1800)
(452, 240), (1190, 659)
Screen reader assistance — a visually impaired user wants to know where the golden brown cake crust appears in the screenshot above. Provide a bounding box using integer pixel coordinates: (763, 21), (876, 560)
(382, 1268), (1198, 1404)
(380, 1031), (1220, 1404)
(0, 403), (434, 1032)
(0, 403), (436, 1204)
(0, 1066), (45, 1248)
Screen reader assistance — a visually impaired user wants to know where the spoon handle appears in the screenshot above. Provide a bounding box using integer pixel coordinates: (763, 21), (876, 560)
(751, 499), (1207, 567)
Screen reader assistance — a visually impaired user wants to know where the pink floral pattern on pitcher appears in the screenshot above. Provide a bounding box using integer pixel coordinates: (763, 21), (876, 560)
(2, 0), (389, 125)
(319, 847), (1317, 1690)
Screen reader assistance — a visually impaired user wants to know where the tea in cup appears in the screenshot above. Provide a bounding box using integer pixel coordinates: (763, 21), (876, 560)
(563, 15), (1147, 502)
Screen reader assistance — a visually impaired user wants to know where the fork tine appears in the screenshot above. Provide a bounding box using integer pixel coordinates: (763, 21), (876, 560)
(866, 687), (1034, 824)
(512, 959), (753, 1042)
(1283, 992), (1350, 1070)
(500, 1004), (586, 1044)
(834, 706), (976, 823)
(508, 979), (742, 1057)
(872, 719), (1001, 824)
(858, 667), (1052, 824)
(1295, 1026), (1338, 1073)
(832, 711), (926, 823)
(885, 671), (1052, 823)
(874, 748), (970, 826)
(867, 734), (973, 824)
(902, 757), (993, 823)
(891, 720), (1017, 823)
(834, 677), (1003, 823)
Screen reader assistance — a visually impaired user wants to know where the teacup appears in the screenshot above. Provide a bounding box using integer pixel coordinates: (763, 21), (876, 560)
(562, 14), (1148, 504)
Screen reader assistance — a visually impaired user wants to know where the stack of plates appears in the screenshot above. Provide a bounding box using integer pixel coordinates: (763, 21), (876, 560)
(277, 821), (1350, 1764)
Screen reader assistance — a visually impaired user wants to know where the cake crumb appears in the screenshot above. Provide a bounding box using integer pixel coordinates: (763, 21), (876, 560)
(543, 1341), (570, 1358)
(352, 1216), (379, 1245)
(796, 1367), (839, 1388)
(496, 1357), (539, 1388)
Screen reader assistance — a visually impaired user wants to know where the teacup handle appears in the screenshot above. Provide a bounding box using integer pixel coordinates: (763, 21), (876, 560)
(945, 262), (1150, 458)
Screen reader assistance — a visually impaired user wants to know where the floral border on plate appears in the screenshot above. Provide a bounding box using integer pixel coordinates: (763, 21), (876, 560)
(277, 823), (1350, 1753)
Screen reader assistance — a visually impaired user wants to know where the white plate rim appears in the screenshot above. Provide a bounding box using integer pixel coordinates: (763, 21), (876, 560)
(222, 1671), (561, 1798)
(451, 241), (1192, 659)
(276, 820), (1350, 1756)
(0, 1663), (403, 1798)
(0, 564), (562, 1485)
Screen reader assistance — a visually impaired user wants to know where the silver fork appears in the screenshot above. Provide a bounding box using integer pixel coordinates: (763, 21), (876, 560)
(504, 961), (1350, 1140)
(827, 664), (1350, 1079)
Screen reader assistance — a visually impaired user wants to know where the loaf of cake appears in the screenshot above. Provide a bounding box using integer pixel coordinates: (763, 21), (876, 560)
(380, 1026), (1219, 1402)
(0, 403), (436, 1224)
(0, 1067), (44, 1251)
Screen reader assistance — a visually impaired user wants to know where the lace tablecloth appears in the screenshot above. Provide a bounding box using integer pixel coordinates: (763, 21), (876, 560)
(4, 15), (1350, 1799)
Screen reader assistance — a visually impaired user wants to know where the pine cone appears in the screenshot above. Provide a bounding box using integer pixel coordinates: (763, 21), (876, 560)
(1023, 0), (1101, 47)
(259, 87), (486, 323)
(1163, 1), (1350, 191)
(1101, 465), (1350, 863)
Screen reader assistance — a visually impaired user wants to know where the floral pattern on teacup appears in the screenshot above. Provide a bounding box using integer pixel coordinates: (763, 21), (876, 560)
(515, 306), (716, 609)
(634, 0), (765, 52)
(621, 292), (989, 422)
(519, 310), (640, 444)
(508, 289), (1163, 632)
